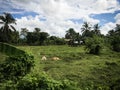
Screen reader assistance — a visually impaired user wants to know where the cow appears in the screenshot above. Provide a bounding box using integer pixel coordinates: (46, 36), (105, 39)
(51, 57), (60, 61)
(41, 56), (47, 60)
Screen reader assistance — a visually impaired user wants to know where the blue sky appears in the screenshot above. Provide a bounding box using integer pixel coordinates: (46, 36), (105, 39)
(0, 0), (120, 37)
(91, 10), (120, 25)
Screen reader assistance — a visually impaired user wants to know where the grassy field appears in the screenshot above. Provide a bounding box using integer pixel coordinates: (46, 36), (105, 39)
(17, 45), (120, 88)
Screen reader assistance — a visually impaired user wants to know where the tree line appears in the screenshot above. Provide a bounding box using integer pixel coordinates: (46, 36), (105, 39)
(0, 13), (120, 54)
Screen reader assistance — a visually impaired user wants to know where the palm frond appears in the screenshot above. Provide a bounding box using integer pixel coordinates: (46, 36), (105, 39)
(0, 16), (5, 22)
(10, 25), (16, 31)
(4, 13), (16, 24)
(0, 26), (4, 32)
(0, 22), (4, 24)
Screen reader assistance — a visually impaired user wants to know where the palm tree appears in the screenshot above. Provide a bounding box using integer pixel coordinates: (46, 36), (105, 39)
(81, 22), (92, 42)
(115, 24), (120, 34)
(0, 13), (16, 42)
(108, 29), (114, 36)
(20, 28), (28, 38)
(81, 22), (91, 33)
(92, 24), (101, 35)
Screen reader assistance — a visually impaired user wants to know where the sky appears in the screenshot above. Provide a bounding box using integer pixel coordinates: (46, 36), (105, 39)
(0, 0), (120, 37)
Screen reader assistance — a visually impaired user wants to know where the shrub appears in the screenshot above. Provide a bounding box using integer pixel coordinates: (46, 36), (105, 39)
(0, 43), (34, 82)
(85, 35), (104, 55)
(0, 54), (34, 82)
(0, 80), (17, 90)
(111, 35), (120, 52)
(17, 72), (78, 90)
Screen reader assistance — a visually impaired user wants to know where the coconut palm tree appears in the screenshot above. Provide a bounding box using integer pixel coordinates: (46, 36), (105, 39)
(81, 22), (92, 43)
(81, 22), (91, 37)
(81, 22), (91, 33)
(0, 13), (16, 42)
(92, 24), (101, 35)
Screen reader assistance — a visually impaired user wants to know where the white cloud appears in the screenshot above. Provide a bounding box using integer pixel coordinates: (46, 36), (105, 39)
(15, 15), (45, 31)
(101, 13), (120, 35)
(91, 0), (120, 13)
(11, 0), (120, 19)
(82, 16), (100, 25)
(114, 13), (120, 24)
(15, 15), (82, 37)
(1, 0), (120, 36)
(101, 22), (116, 35)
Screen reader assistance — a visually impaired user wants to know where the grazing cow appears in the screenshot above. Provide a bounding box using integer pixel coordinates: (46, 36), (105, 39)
(41, 56), (47, 60)
(51, 57), (60, 61)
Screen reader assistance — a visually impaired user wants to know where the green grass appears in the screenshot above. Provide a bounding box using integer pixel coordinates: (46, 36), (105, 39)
(17, 45), (120, 88)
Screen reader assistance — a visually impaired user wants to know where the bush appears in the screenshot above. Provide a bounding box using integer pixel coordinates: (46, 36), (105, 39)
(0, 43), (34, 82)
(111, 35), (120, 52)
(0, 54), (34, 82)
(107, 24), (120, 52)
(0, 80), (17, 90)
(85, 35), (104, 55)
(17, 72), (78, 90)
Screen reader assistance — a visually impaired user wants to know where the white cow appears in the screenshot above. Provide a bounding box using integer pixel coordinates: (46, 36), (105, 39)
(51, 57), (60, 61)
(41, 56), (47, 60)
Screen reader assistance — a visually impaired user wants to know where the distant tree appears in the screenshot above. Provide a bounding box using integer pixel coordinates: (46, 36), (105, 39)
(32, 28), (41, 45)
(107, 29), (114, 36)
(65, 28), (76, 39)
(107, 24), (120, 52)
(19, 28), (29, 44)
(81, 22), (92, 42)
(65, 28), (79, 46)
(115, 24), (120, 34)
(49, 36), (58, 40)
(26, 32), (39, 45)
(39, 32), (49, 45)
(81, 22), (91, 33)
(34, 28), (41, 33)
(11, 31), (19, 43)
(0, 13), (17, 43)
(92, 24), (101, 36)
(75, 33), (81, 43)
(20, 28), (28, 39)
(45, 36), (65, 45)
(26, 30), (49, 45)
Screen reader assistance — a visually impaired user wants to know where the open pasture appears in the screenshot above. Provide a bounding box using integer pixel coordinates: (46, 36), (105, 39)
(17, 45), (120, 88)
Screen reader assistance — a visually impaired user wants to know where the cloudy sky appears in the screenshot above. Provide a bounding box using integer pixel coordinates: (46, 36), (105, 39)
(0, 0), (120, 37)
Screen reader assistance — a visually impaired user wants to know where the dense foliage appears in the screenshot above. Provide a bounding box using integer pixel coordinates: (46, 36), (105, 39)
(0, 43), (34, 82)
(0, 54), (34, 82)
(17, 72), (78, 90)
